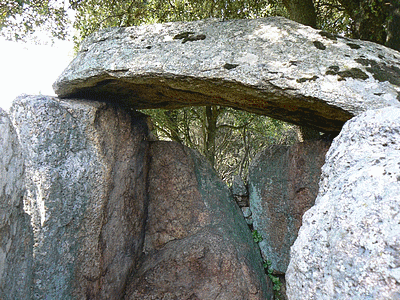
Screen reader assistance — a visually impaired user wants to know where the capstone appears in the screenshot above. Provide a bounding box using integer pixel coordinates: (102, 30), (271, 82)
(53, 17), (400, 133)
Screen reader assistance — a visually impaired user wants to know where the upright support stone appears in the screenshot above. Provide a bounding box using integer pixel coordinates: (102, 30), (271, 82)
(0, 108), (33, 300)
(287, 107), (400, 299)
(10, 95), (150, 299)
(232, 174), (250, 207)
(248, 140), (330, 274)
(125, 141), (272, 299)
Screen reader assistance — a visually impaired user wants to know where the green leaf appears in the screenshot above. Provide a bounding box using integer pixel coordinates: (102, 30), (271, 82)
(252, 230), (263, 243)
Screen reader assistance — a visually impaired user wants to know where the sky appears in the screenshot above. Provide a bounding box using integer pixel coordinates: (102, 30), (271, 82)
(0, 38), (74, 111)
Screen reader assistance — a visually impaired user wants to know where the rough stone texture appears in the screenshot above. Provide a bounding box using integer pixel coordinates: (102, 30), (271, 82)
(286, 107), (400, 299)
(231, 175), (249, 207)
(53, 17), (400, 133)
(6, 95), (273, 299)
(248, 140), (330, 274)
(10, 95), (150, 300)
(232, 175), (248, 196)
(125, 141), (271, 300)
(0, 108), (33, 300)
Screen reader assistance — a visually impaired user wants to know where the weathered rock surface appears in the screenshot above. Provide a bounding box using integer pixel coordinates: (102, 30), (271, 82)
(54, 17), (400, 133)
(248, 140), (330, 274)
(0, 108), (33, 300)
(286, 107), (400, 299)
(232, 174), (248, 197)
(126, 141), (271, 299)
(6, 95), (272, 299)
(231, 175), (249, 207)
(10, 95), (150, 299)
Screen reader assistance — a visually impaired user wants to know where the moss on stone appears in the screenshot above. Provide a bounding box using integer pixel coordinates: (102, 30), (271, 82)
(319, 31), (337, 41)
(223, 63), (239, 70)
(313, 41), (326, 50)
(296, 76), (318, 83)
(326, 66), (340, 75)
(355, 58), (378, 66)
(356, 58), (400, 85)
(338, 68), (369, 81)
(347, 43), (361, 50)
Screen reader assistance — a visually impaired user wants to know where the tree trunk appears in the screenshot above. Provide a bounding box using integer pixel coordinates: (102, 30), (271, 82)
(164, 110), (182, 143)
(203, 106), (220, 168)
(238, 127), (250, 178)
(297, 126), (320, 142)
(338, 0), (397, 50)
(386, 0), (400, 51)
(282, 0), (317, 28)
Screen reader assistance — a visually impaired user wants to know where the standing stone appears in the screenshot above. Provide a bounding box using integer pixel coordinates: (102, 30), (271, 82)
(124, 141), (272, 300)
(10, 95), (150, 300)
(0, 108), (33, 300)
(286, 107), (400, 299)
(248, 140), (330, 274)
(231, 175), (249, 207)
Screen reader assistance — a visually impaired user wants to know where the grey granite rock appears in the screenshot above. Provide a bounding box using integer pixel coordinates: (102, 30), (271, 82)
(54, 17), (400, 132)
(248, 140), (330, 274)
(0, 108), (33, 300)
(232, 175), (248, 196)
(10, 95), (150, 300)
(286, 107), (400, 299)
(7, 95), (271, 299)
(232, 175), (249, 207)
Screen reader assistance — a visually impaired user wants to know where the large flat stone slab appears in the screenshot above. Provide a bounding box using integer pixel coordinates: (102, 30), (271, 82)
(53, 17), (400, 132)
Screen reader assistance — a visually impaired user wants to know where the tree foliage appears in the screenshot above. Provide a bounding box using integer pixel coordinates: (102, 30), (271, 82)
(320, 0), (399, 48)
(70, 0), (284, 47)
(2, 0), (398, 51)
(282, 0), (316, 27)
(0, 0), (68, 41)
(143, 106), (296, 182)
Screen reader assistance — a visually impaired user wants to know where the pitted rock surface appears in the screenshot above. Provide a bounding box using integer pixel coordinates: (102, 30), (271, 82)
(286, 106), (400, 299)
(126, 141), (271, 299)
(0, 108), (33, 300)
(5, 95), (272, 299)
(54, 17), (400, 132)
(10, 95), (150, 300)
